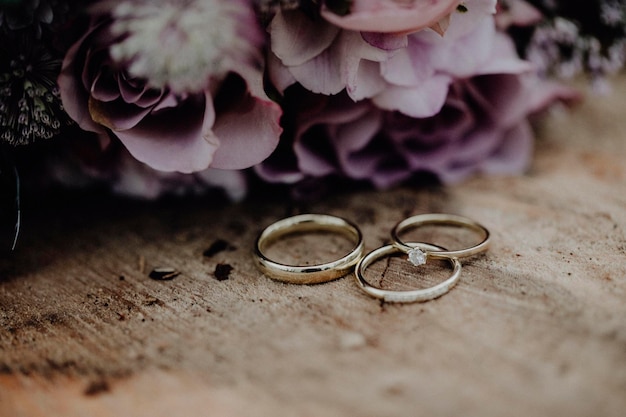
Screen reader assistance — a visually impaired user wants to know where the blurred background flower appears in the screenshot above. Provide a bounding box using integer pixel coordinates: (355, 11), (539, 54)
(500, 0), (626, 92)
(40, 134), (249, 200)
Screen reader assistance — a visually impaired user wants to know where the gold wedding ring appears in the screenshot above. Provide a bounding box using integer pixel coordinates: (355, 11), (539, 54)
(254, 214), (364, 284)
(354, 242), (462, 303)
(391, 213), (490, 260)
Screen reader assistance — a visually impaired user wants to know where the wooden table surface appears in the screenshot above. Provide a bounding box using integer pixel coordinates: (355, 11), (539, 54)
(1, 76), (626, 417)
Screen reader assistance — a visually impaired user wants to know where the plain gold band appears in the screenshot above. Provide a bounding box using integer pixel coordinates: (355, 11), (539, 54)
(354, 242), (462, 303)
(254, 214), (364, 284)
(391, 213), (490, 258)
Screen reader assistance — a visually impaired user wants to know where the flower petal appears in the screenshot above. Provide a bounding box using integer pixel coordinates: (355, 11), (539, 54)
(476, 33), (533, 75)
(373, 74), (451, 118)
(296, 99), (375, 176)
(91, 69), (120, 102)
(88, 97), (154, 131)
(334, 109), (385, 178)
(429, 16), (497, 78)
(381, 37), (436, 86)
(59, 35), (104, 133)
(118, 74), (163, 106)
(270, 9), (340, 66)
(288, 44), (345, 95)
(210, 90), (282, 169)
(346, 59), (388, 101)
(361, 32), (407, 50)
(267, 52), (297, 94)
(320, 0), (461, 34)
(114, 94), (217, 173)
(480, 121), (533, 175)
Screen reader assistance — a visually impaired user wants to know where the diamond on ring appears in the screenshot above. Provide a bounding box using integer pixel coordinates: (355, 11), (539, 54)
(407, 247), (427, 266)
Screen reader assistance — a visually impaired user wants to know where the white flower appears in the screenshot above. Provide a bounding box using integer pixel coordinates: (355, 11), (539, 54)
(108, 0), (262, 93)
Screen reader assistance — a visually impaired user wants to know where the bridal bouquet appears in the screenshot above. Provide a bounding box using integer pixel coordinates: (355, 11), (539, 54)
(1, 0), (624, 211)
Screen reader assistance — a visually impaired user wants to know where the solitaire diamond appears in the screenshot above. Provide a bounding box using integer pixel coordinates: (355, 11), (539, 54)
(407, 247), (427, 266)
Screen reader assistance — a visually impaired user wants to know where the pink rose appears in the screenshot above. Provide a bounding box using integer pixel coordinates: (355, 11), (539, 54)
(58, 0), (282, 174)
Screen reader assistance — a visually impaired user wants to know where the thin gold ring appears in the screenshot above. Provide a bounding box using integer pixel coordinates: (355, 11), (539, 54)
(354, 242), (462, 303)
(254, 214), (364, 284)
(391, 213), (490, 260)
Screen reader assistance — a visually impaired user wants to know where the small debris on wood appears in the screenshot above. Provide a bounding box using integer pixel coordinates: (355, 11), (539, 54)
(214, 263), (233, 281)
(143, 297), (162, 306)
(84, 379), (110, 396)
(203, 239), (236, 257)
(149, 267), (180, 281)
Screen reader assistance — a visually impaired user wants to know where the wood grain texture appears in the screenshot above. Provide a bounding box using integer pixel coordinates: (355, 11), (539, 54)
(1, 76), (626, 417)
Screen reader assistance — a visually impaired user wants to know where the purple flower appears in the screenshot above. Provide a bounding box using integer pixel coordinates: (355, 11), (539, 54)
(58, 0), (282, 174)
(256, 33), (578, 188)
(268, 0), (505, 118)
(371, 0), (507, 117)
(266, 7), (392, 99)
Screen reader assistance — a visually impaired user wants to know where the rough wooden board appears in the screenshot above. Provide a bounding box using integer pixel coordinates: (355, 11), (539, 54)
(1, 77), (626, 417)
